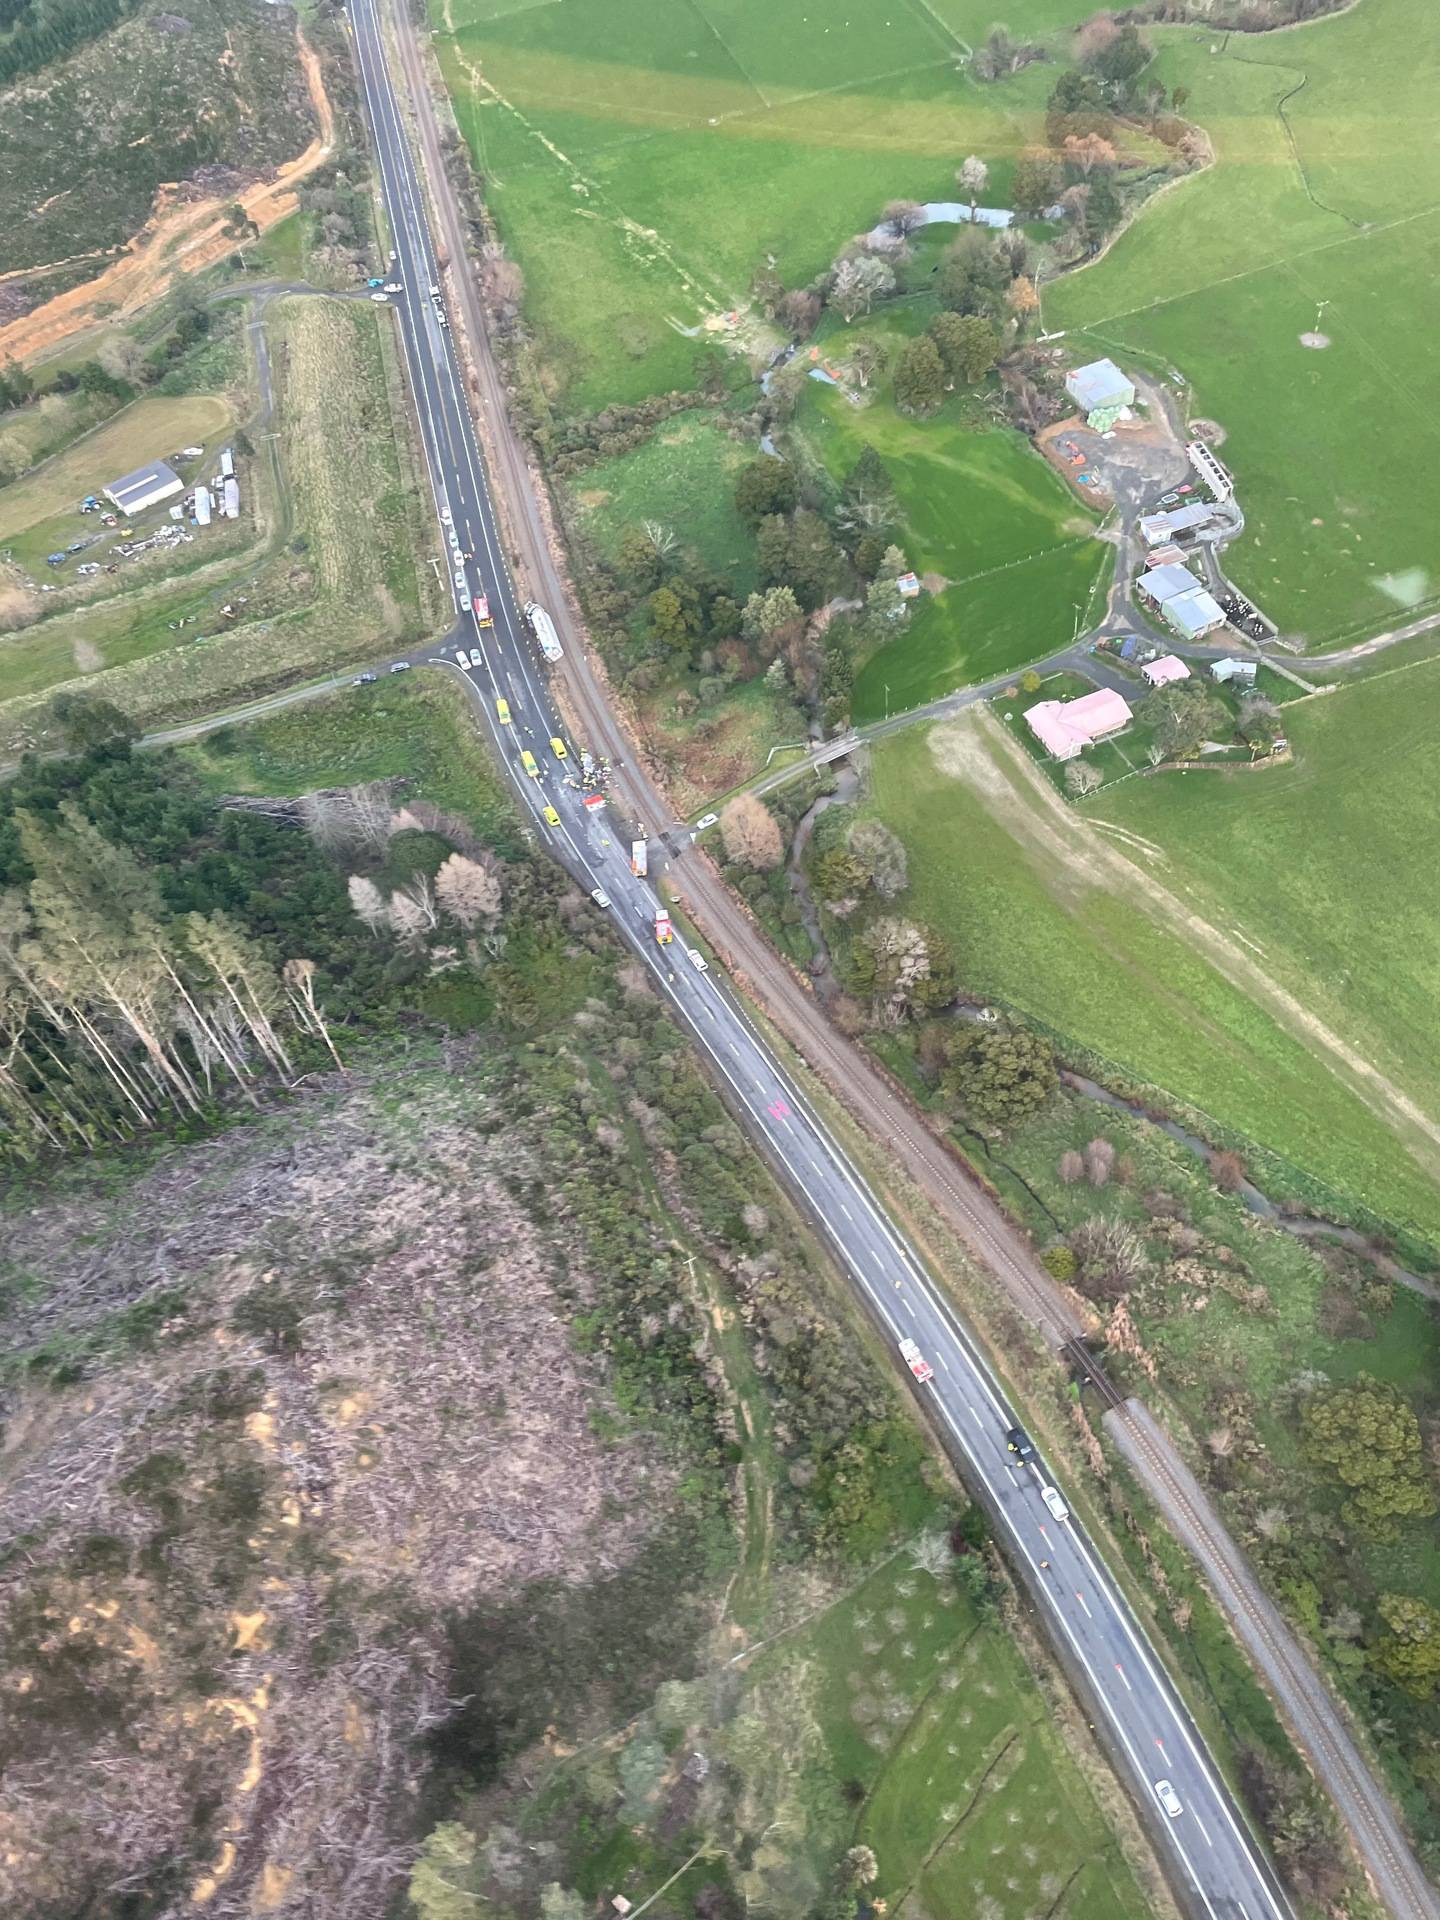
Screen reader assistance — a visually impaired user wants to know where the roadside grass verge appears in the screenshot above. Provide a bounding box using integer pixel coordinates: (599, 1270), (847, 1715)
(863, 715), (1440, 1242)
(182, 671), (520, 851)
(1045, 0), (1440, 645)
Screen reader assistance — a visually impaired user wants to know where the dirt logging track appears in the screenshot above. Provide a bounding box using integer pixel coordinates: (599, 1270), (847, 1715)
(0, 27), (335, 368)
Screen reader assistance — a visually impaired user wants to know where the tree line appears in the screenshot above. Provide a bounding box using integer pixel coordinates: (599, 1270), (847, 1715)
(0, 0), (129, 85)
(0, 698), (426, 1164)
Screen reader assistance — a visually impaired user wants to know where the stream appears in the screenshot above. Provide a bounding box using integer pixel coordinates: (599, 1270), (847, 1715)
(1061, 1071), (1440, 1303)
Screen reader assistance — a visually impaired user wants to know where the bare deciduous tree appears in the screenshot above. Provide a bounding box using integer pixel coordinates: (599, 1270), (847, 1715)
(720, 794), (784, 871)
(828, 253), (896, 323)
(348, 874), (389, 935)
(435, 853), (502, 930)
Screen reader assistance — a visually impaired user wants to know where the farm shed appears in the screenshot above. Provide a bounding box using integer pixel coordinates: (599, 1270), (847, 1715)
(104, 459), (182, 516)
(193, 487), (212, 527)
(1141, 654), (1191, 689)
(1064, 358), (1135, 429)
(1136, 562), (1228, 640)
(1139, 501), (1216, 545)
(1211, 657), (1258, 687)
(1024, 688), (1131, 762)
(1187, 441), (1233, 501)
(220, 479), (240, 520)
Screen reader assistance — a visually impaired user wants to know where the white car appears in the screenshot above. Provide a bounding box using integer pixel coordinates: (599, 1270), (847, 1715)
(389, 662), (411, 674)
(1154, 1780), (1183, 1819)
(440, 506), (452, 525)
(695, 812), (719, 831)
(453, 567), (466, 588)
(898, 1337), (933, 1384)
(1040, 1485), (1069, 1524)
(687, 948), (708, 972)
(590, 887), (611, 909)
(459, 594), (472, 613)
(369, 291), (390, 303)
(468, 649), (484, 669)
(455, 649), (471, 669)
(383, 282), (403, 293)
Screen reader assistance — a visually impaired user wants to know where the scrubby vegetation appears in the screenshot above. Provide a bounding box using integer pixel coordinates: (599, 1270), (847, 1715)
(0, 0), (317, 286)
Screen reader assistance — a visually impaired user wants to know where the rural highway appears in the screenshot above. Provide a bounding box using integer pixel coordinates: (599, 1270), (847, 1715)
(344, 3), (1310, 1914)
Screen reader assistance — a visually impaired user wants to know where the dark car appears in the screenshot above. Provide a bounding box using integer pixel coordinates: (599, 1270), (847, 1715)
(352, 672), (379, 686)
(1006, 1426), (1035, 1461)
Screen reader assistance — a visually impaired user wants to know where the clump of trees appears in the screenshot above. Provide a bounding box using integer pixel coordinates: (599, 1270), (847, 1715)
(0, 714), (357, 1158)
(940, 1021), (1057, 1132)
(1299, 1374), (1436, 1535)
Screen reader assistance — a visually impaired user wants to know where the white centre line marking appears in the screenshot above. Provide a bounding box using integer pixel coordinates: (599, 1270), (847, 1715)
(969, 1405), (983, 1427)
(1115, 1663), (1132, 1692)
(1076, 1591), (1092, 1618)
(1195, 1816), (1213, 1849)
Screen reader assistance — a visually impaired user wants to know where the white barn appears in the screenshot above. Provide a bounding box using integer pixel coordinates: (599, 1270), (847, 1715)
(104, 459), (183, 517)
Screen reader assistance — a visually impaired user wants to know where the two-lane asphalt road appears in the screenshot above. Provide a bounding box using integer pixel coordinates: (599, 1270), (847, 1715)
(347, 5), (1293, 1913)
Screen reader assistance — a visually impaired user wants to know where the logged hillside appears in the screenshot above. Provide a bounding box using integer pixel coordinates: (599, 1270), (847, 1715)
(0, 690), (935, 1918)
(0, 0), (316, 291)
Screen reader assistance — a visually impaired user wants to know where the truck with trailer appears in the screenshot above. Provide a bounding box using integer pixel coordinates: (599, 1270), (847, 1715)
(631, 839), (647, 878)
(525, 602), (563, 662)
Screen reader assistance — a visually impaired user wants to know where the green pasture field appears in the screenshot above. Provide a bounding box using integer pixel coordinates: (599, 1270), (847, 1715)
(571, 409), (760, 596)
(0, 387), (122, 479)
(1090, 662), (1440, 1182)
(865, 715), (1440, 1242)
(435, 0), (1072, 410)
(788, 374), (1105, 716)
(1047, 0), (1440, 646)
(515, 1533), (1153, 1920)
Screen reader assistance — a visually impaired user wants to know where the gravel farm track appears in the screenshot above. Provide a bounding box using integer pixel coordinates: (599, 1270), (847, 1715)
(375, 2), (1440, 1913)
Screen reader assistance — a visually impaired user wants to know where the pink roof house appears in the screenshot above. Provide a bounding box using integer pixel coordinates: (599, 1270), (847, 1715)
(1141, 654), (1191, 689)
(1024, 688), (1132, 761)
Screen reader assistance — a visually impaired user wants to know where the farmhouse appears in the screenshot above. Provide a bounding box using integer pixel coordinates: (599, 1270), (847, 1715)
(1024, 688), (1131, 761)
(1136, 562), (1227, 640)
(104, 459), (183, 517)
(1211, 657), (1258, 687)
(1142, 654), (1191, 689)
(1064, 358), (1135, 430)
(1139, 501), (1217, 546)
